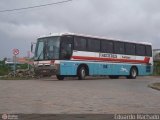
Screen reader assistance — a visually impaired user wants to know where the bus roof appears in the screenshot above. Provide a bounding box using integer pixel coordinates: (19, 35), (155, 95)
(38, 32), (152, 45)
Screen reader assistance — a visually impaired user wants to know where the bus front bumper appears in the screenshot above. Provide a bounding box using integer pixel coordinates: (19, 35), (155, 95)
(34, 64), (59, 76)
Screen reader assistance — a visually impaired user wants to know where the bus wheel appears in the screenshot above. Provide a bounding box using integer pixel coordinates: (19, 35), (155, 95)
(56, 75), (64, 80)
(127, 67), (137, 79)
(78, 67), (86, 80)
(109, 75), (119, 79)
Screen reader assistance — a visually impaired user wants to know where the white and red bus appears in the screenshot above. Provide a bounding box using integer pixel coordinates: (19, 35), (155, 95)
(33, 33), (153, 80)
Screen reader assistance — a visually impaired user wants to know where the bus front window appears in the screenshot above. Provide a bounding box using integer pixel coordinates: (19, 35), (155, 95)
(35, 36), (60, 60)
(35, 40), (44, 60)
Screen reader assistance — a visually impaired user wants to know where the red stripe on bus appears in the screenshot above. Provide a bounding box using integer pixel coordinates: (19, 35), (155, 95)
(71, 56), (150, 64)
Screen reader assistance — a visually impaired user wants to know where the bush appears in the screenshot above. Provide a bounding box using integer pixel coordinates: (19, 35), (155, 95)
(0, 65), (10, 76)
(153, 61), (160, 75)
(17, 64), (28, 69)
(0, 59), (33, 76)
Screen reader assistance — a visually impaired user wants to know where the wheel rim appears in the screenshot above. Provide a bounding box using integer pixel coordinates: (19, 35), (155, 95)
(81, 69), (86, 78)
(132, 69), (137, 77)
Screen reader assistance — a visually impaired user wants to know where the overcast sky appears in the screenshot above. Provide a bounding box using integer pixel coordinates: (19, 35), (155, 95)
(0, 0), (160, 59)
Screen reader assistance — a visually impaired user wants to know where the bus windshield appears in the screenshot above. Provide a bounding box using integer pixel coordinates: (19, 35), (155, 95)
(34, 36), (60, 60)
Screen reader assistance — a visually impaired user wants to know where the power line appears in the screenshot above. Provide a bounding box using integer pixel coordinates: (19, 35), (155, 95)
(0, 0), (73, 13)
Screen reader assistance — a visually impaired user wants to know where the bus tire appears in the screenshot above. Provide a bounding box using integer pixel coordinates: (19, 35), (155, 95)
(127, 67), (138, 79)
(109, 75), (119, 79)
(56, 75), (64, 80)
(78, 67), (86, 80)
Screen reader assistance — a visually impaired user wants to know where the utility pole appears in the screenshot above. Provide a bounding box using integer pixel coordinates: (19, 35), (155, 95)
(12, 49), (19, 77)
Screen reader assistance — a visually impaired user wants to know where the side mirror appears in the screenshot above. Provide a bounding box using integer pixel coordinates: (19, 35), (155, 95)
(31, 44), (33, 52)
(31, 42), (36, 53)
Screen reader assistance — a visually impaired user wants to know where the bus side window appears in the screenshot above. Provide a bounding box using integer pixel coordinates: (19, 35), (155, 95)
(60, 36), (73, 59)
(146, 45), (152, 57)
(87, 38), (100, 52)
(114, 41), (125, 54)
(136, 44), (146, 56)
(74, 36), (87, 51)
(125, 43), (136, 55)
(101, 40), (114, 53)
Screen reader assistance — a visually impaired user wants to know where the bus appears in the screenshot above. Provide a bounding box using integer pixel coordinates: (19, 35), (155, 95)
(32, 33), (153, 80)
